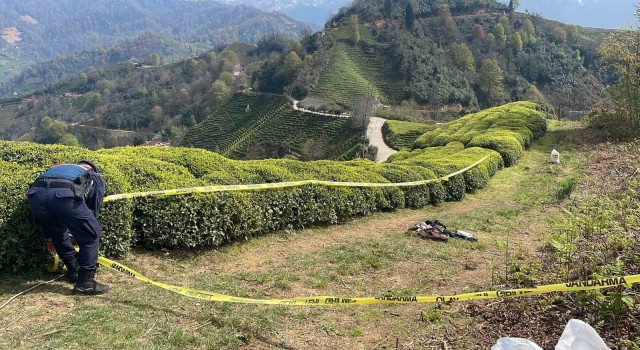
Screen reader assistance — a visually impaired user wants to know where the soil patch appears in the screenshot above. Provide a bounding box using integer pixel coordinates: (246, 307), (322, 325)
(2, 27), (22, 44)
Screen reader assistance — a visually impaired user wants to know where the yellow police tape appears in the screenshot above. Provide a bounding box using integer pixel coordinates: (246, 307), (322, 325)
(96, 255), (638, 305)
(102, 156), (490, 203)
(91, 154), (638, 304)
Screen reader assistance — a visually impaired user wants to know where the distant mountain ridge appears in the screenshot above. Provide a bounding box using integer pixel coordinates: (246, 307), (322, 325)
(223, 0), (635, 30)
(224, 0), (354, 28)
(0, 0), (310, 83)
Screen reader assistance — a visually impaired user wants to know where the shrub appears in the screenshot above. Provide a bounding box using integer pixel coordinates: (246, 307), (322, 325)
(382, 120), (435, 150)
(413, 101), (547, 165)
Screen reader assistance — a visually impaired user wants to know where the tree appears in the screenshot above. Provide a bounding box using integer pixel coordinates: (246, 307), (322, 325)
(178, 88), (190, 103)
(207, 80), (231, 110)
(384, 0), (393, 19)
(349, 15), (360, 44)
(351, 90), (378, 158)
(439, 4), (458, 43)
(566, 25), (579, 44)
(450, 43), (475, 73)
(493, 23), (507, 44)
(219, 50), (240, 66)
(499, 15), (510, 29)
(472, 24), (486, 40)
(513, 32), (523, 52)
(508, 0), (520, 12)
(521, 19), (537, 45)
(405, 0), (416, 30)
(552, 27), (567, 44)
(479, 59), (506, 105)
(82, 92), (102, 112)
(283, 51), (303, 77)
(59, 133), (81, 147)
(523, 84), (545, 102)
(291, 41), (303, 54)
(219, 71), (236, 87)
(206, 51), (217, 65)
(597, 9), (640, 125)
(485, 33), (496, 49)
(219, 58), (235, 72)
(149, 105), (164, 131)
(34, 116), (77, 145)
(184, 58), (197, 77)
(149, 52), (160, 66)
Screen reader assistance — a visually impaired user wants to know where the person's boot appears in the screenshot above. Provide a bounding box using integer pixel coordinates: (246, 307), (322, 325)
(73, 270), (109, 295)
(64, 259), (80, 284)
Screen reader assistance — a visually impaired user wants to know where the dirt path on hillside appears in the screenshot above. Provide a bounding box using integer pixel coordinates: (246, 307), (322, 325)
(291, 98), (350, 117)
(290, 98), (398, 162)
(368, 116), (397, 162)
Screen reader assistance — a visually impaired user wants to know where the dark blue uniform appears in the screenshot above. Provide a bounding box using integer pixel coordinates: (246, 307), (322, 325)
(27, 165), (105, 272)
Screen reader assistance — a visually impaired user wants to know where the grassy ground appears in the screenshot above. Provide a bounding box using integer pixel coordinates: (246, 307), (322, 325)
(0, 120), (589, 349)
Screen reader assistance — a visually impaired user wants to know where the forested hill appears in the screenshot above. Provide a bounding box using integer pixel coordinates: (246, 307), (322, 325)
(0, 0), (309, 85)
(253, 0), (609, 117)
(1, 33), (196, 97)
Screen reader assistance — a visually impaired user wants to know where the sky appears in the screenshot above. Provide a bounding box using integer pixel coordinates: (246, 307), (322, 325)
(519, 0), (637, 29)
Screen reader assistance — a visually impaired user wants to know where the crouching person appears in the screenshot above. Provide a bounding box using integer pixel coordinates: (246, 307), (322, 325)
(27, 160), (109, 295)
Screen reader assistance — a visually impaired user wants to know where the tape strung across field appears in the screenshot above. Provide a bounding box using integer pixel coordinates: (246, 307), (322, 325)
(98, 255), (638, 305)
(102, 156), (490, 202)
(92, 154), (639, 304)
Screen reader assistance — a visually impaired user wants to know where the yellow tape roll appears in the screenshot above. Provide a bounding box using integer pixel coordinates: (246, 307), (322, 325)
(47, 254), (66, 274)
(97, 256), (638, 306)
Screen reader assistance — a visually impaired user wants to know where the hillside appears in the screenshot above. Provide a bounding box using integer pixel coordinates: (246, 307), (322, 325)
(183, 93), (362, 160)
(0, 41), (277, 149)
(0, 33), (203, 97)
(0, 0), (310, 87)
(253, 0), (609, 119)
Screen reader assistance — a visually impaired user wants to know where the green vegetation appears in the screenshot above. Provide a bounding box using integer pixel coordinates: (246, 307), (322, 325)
(260, 0), (609, 118)
(414, 102), (547, 165)
(541, 141), (640, 344)
(382, 120), (435, 150)
(0, 41), (271, 148)
(587, 6), (640, 139)
(183, 93), (361, 160)
(311, 34), (406, 108)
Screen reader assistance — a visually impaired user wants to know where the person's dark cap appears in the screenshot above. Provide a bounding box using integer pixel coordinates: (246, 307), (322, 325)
(77, 159), (98, 172)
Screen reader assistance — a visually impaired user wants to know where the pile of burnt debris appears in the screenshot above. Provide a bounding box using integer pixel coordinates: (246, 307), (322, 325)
(408, 220), (477, 242)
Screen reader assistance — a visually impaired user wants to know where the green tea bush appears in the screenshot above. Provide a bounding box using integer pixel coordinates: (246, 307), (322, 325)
(182, 93), (362, 160)
(414, 102), (548, 165)
(0, 161), (44, 272)
(382, 120), (435, 150)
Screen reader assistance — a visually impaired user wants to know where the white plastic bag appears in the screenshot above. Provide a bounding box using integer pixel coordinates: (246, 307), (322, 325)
(550, 149), (560, 163)
(556, 319), (610, 350)
(491, 319), (609, 350)
(491, 338), (543, 350)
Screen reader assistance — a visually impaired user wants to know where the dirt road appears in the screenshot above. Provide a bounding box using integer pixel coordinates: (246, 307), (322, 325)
(368, 116), (397, 162)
